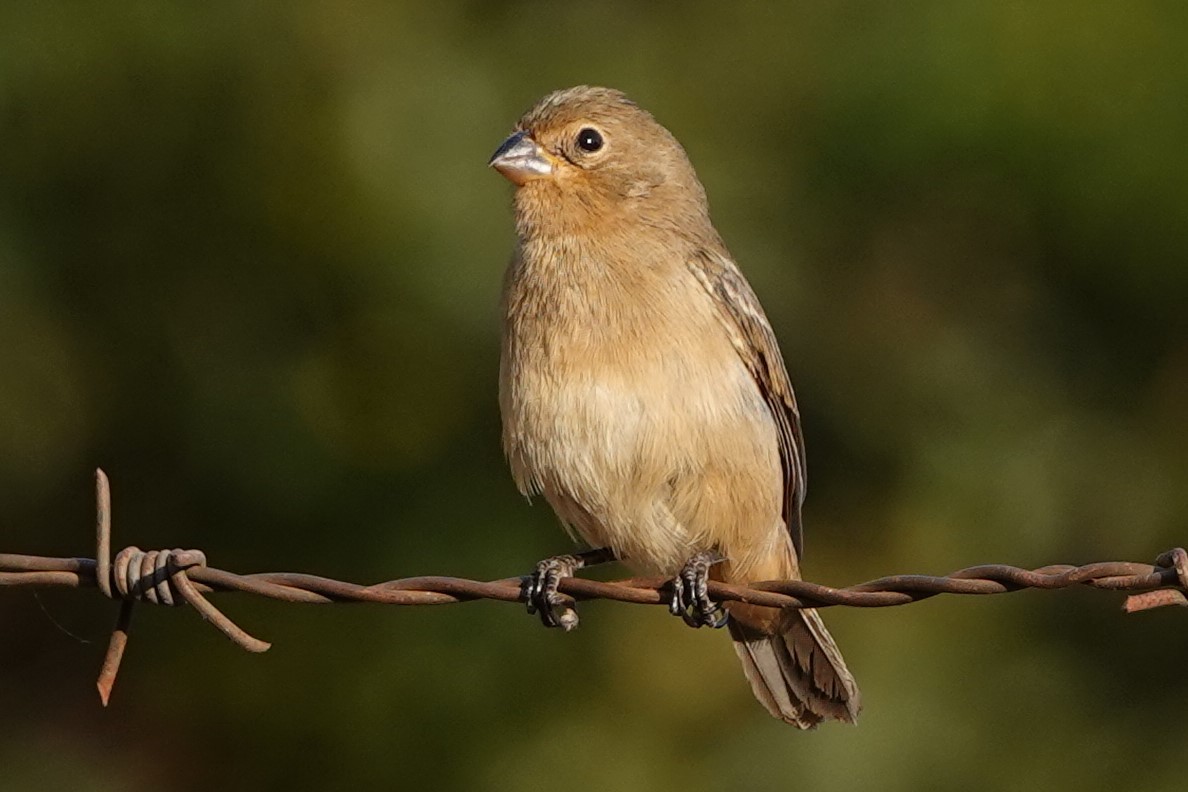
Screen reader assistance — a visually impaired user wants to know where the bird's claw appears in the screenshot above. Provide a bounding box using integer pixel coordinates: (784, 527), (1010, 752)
(669, 551), (729, 629)
(524, 555), (582, 631)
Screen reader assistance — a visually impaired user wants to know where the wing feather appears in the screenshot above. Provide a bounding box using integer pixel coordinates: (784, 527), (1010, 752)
(688, 249), (807, 556)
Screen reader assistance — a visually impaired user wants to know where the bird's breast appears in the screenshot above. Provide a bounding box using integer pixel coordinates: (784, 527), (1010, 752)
(501, 243), (745, 473)
(499, 240), (782, 567)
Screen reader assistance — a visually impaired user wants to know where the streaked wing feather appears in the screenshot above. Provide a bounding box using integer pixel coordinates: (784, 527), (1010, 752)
(688, 249), (806, 556)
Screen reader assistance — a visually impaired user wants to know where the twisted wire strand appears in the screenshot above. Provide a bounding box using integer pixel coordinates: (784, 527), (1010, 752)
(0, 470), (1184, 706)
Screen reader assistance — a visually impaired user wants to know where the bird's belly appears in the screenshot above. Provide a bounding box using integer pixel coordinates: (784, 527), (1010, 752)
(503, 338), (783, 575)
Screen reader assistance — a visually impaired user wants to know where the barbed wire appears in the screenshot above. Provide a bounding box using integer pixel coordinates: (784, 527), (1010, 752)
(1, 470), (1185, 705)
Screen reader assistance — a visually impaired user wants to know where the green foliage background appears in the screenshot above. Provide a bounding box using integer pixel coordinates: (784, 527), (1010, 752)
(2, 3), (1185, 790)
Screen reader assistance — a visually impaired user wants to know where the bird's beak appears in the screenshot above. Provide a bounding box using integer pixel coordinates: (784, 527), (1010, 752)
(488, 130), (554, 186)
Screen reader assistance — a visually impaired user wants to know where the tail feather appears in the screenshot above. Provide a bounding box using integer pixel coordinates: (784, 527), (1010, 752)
(728, 607), (860, 728)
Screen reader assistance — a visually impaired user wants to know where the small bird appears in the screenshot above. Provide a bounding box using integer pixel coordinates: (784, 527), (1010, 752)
(489, 86), (859, 727)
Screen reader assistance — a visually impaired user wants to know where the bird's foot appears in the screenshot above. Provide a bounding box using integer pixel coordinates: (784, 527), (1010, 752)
(669, 550), (729, 629)
(524, 547), (615, 631)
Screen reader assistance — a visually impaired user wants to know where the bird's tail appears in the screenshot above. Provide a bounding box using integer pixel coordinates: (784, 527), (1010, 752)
(727, 604), (861, 728)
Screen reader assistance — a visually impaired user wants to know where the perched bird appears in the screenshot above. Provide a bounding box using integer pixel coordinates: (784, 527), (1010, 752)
(489, 86), (860, 727)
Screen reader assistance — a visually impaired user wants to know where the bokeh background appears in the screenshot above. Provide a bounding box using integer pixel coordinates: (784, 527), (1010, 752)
(2, 3), (1186, 790)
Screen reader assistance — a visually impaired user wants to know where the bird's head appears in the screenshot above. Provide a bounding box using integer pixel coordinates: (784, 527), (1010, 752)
(489, 86), (710, 237)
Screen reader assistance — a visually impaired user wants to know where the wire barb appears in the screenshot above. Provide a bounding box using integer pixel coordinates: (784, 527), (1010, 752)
(87, 470), (270, 706)
(1123, 547), (1188, 613)
(0, 470), (1183, 705)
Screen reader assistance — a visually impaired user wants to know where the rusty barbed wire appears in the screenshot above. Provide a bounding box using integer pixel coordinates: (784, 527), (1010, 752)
(0, 470), (1185, 705)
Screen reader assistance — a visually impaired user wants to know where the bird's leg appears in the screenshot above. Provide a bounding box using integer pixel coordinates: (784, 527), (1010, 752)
(524, 546), (616, 631)
(670, 550), (729, 629)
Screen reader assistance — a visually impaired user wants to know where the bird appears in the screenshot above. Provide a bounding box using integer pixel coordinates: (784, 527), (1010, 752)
(488, 86), (860, 728)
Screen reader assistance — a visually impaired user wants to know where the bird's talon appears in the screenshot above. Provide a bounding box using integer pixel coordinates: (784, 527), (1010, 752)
(525, 555), (585, 629)
(668, 584), (683, 618)
(670, 551), (729, 629)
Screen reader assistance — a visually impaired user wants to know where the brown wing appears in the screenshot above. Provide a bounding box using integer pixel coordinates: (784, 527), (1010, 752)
(688, 249), (807, 556)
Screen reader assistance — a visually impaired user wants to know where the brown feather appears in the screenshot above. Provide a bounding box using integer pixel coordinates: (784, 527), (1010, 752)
(494, 86), (860, 727)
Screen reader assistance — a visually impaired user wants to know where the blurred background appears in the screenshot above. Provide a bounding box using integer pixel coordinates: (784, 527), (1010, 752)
(1, 2), (1186, 790)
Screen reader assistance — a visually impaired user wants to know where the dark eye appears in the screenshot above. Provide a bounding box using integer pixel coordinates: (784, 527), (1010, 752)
(576, 127), (603, 152)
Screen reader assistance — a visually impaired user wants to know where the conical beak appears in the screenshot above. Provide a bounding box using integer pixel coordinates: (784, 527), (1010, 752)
(488, 131), (554, 186)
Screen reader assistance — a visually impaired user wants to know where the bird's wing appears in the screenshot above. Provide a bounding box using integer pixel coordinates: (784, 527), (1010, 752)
(688, 249), (807, 557)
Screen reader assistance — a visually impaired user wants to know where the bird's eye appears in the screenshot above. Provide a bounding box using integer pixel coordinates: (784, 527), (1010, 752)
(576, 128), (603, 152)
